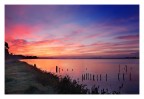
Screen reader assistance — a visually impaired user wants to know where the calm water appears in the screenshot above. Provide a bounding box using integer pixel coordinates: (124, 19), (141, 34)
(20, 59), (139, 94)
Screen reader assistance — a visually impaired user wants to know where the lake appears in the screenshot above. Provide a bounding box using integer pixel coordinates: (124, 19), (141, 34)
(20, 59), (139, 94)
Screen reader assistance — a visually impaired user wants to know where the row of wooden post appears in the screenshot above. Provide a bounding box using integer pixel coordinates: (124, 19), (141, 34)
(82, 73), (107, 82)
(56, 66), (73, 73)
(56, 65), (132, 82)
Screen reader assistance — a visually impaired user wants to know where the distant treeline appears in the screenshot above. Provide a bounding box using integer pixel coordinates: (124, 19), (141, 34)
(9, 54), (38, 59)
(38, 57), (139, 59)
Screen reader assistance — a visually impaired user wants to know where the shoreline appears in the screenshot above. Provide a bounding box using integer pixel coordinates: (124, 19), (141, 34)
(5, 59), (88, 94)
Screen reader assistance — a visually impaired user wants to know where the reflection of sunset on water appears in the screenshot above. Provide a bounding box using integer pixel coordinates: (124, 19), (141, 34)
(20, 59), (139, 93)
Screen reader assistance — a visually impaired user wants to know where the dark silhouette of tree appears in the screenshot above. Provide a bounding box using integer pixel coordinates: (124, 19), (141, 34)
(5, 42), (10, 58)
(5, 42), (9, 49)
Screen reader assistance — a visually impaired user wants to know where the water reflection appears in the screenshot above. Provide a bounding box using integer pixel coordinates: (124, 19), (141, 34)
(20, 59), (139, 94)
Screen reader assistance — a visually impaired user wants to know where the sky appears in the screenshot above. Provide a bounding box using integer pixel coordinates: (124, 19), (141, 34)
(5, 5), (139, 58)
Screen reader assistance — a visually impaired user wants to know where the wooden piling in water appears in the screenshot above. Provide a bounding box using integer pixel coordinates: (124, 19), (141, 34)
(123, 73), (125, 81)
(97, 75), (98, 81)
(106, 74), (107, 81)
(93, 75), (95, 81)
(56, 66), (58, 73)
(118, 73), (120, 81)
(129, 73), (132, 81)
(34, 64), (36, 68)
(90, 74), (91, 80)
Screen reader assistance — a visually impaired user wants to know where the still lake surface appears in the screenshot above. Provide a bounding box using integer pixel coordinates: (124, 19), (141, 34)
(20, 59), (139, 94)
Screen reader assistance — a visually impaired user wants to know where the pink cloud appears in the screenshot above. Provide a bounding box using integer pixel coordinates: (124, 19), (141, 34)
(6, 24), (33, 41)
(5, 23), (47, 42)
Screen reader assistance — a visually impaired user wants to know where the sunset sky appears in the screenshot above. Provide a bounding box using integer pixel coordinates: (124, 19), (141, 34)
(5, 5), (139, 58)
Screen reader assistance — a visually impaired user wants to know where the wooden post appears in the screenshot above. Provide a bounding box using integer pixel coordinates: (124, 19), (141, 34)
(56, 66), (58, 73)
(106, 74), (107, 81)
(129, 73), (132, 81)
(34, 64), (36, 68)
(118, 73), (120, 81)
(93, 75), (95, 81)
(123, 73), (125, 81)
